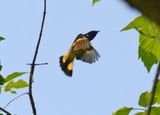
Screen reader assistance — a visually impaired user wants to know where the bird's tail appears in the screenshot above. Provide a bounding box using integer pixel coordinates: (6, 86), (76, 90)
(59, 52), (74, 77)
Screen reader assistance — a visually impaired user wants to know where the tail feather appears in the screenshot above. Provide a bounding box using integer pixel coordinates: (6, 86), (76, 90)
(59, 56), (73, 77)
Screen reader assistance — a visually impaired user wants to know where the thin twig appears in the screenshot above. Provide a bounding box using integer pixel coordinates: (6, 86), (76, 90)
(27, 62), (48, 66)
(28, 0), (47, 115)
(146, 62), (160, 115)
(3, 92), (28, 109)
(0, 107), (12, 115)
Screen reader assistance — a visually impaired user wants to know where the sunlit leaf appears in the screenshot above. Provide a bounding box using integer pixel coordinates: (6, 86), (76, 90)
(139, 45), (158, 72)
(92, 0), (100, 5)
(121, 16), (154, 36)
(138, 91), (156, 107)
(139, 34), (160, 61)
(5, 72), (27, 83)
(0, 75), (5, 85)
(155, 80), (160, 104)
(5, 80), (29, 93)
(121, 16), (160, 72)
(150, 107), (160, 115)
(135, 112), (145, 115)
(155, 80), (160, 96)
(113, 107), (133, 115)
(138, 91), (150, 107)
(156, 96), (160, 104)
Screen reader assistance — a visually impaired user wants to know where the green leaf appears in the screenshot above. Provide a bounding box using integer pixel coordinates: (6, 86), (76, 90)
(154, 80), (160, 104)
(0, 65), (2, 71)
(138, 91), (156, 107)
(121, 16), (160, 72)
(0, 75), (5, 85)
(0, 36), (5, 42)
(155, 80), (160, 96)
(139, 45), (158, 72)
(5, 80), (29, 93)
(135, 112), (145, 115)
(121, 16), (154, 36)
(124, 0), (160, 26)
(5, 81), (14, 92)
(11, 90), (17, 94)
(138, 91), (150, 107)
(139, 34), (160, 61)
(150, 107), (160, 115)
(5, 72), (27, 83)
(13, 80), (29, 88)
(92, 0), (100, 5)
(113, 107), (133, 115)
(155, 96), (160, 104)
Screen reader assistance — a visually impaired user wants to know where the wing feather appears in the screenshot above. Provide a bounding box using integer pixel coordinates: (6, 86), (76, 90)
(76, 46), (100, 64)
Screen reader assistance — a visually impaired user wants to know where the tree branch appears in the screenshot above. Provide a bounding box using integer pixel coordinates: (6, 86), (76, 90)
(146, 62), (160, 115)
(27, 62), (48, 66)
(0, 107), (11, 115)
(28, 0), (47, 115)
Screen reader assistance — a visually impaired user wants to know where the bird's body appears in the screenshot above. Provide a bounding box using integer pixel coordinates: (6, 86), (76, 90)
(60, 31), (100, 77)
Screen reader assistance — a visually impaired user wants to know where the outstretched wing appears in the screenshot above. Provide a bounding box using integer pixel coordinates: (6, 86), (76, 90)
(76, 46), (100, 64)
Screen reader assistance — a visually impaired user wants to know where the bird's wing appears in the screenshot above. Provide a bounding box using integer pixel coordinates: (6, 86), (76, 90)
(76, 46), (100, 64)
(72, 36), (90, 51)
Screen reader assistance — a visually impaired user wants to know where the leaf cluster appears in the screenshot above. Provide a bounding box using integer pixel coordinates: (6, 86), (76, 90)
(114, 15), (160, 115)
(0, 64), (28, 94)
(121, 16), (160, 72)
(113, 80), (160, 115)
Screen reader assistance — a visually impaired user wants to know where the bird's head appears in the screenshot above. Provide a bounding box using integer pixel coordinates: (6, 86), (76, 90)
(84, 30), (99, 41)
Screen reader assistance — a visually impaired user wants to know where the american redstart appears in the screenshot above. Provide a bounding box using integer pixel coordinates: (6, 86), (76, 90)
(60, 30), (100, 77)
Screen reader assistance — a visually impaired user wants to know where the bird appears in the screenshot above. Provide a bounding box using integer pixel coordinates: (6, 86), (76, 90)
(59, 30), (100, 77)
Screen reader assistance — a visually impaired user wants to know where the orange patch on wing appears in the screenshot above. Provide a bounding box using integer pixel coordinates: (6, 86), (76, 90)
(63, 52), (70, 63)
(72, 38), (83, 47)
(67, 61), (74, 71)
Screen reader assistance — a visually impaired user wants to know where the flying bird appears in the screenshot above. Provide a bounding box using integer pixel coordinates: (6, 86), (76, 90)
(59, 30), (100, 77)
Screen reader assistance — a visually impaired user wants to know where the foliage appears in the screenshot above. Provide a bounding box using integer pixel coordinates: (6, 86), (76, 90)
(121, 16), (160, 72)
(0, 64), (28, 94)
(114, 14), (160, 115)
(113, 107), (133, 115)
(0, 36), (5, 42)
(124, 0), (160, 26)
(92, 0), (100, 5)
(113, 80), (160, 115)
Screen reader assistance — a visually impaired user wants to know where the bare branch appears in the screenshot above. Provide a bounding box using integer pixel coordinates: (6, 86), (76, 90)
(28, 0), (47, 115)
(27, 62), (48, 66)
(146, 62), (160, 115)
(0, 107), (12, 115)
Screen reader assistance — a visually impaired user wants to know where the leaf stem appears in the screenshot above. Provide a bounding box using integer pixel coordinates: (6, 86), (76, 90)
(0, 107), (11, 115)
(146, 62), (160, 115)
(28, 0), (46, 115)
(4, 92), (28, 109)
